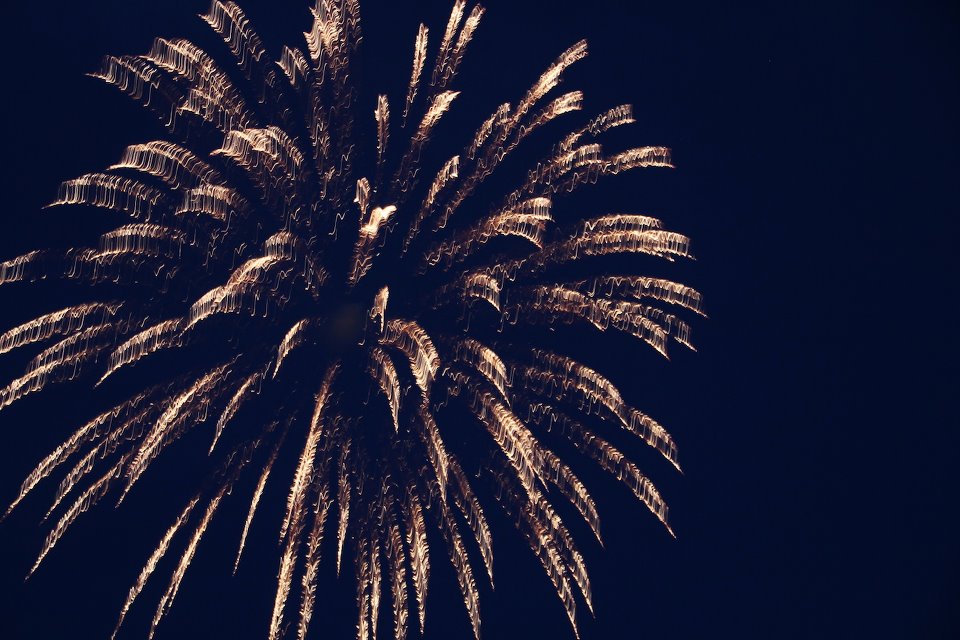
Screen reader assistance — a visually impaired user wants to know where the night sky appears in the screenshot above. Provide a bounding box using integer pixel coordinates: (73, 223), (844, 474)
(1, 1), (957, 639)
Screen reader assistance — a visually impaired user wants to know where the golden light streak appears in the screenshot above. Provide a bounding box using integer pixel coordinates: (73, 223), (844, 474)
(123, 361), (235, 498)
(149, 490), (226, 639)
(48, 174), (165, 219)
(367, 347), (401, 431)
(271, 364), (338, 640)
(235, 429), (286, 574)
(0, 303), (120, 356)
(381, 320), (440, 396)
(112, 498), (199, 639)
(297, 464), (333, 640)
(100, 319), (184, 384)
(404, 485), (430, 635)
(403, 24), (429, 125)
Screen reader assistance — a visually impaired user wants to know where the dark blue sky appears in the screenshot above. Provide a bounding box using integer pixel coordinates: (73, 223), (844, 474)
(0, 1), (956, 639)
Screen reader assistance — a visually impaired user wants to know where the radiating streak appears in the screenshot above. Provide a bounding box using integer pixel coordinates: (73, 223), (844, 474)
(214, 127), (305, 199)
(446, 369), (544, 499)
(0, 303), (120, 355)
(263, 230), (306, 263)
(100, 319), (184, 384)
(4, 389), (159, 520)
(304, 0), (345, 72)
(344, 0), (362, 52)
(418, 91), (460, 142)
(422, 197), (552, 270)
(111, 141), (225, 189)
(434, 481), (481, 640)
(525, 402), (673, 534)
(175, 184), (249, 222)
(438, 5), (484, 89)
(234, 428), (286, 574)
(223, 253), (289, 285)
(94, 224), (185, 261)
(89, 55), (183, 129)
(466, 102), (510, 161)
(490, 216), (692, 287)
(524, 350), (681, 470)
(388, 88), (459, 202)
(367, 347), (401, 431)
(186, 279), (272, 328)
(403, 485), (429, 634)
(386, 511), (409, 640)
(112, 498), (199, 639)
(336, 438), (353, 576)
(559, 104), (635, 152)
(144, 36), (253, 131)
(124, 362), (235, 497)
(435, 41), (588, 231)
(449, 382), (597, 606)
(517, 285), (673, 356)
(278, 45), (310, 88)
(538, 146), (674, 200)
(47, 174), (165, 220)
(47, 403), (156, 519)
(463, 272), (502, 311)
(452, 338), (510, 402)
(274, 319), (313, 378)
(381, 320), (440, 396)
(571, 275), (705, 316)
(538, 447), (602, 542)
(431, 1), (467, 89)
(0, 250), (44, 285)
(213, 129), (307, 227)
(403, 154), (459, 254)
(486, 457), (581, 635)
(375, 94), (390, 172)
(510, 40), (589, 127)
(201, 0), (281, 104)
(524, 91), (584, 138)
(390, 2), (467, 206)
(1, 324), (116, 410)
(29, 458), (125, 577)
(271, 364), (338, 640)
(279, 363), (339, 541)
(447, 459), (494, 584)
(454, 354), (600, 545)
(356, 525), (373, 640)
(413, 403), (451, 501)
(211, 368), (266, 452)
(349, 175), (398, 285)
(369, 508), (384, 639)
(297, 449), (334, 640)
(526, 478), (593, 623)
(402, 24), (429, 125)
(433, 90), (582, 234)
(512, 143), (602, 203)
(149, 488), (227, 639)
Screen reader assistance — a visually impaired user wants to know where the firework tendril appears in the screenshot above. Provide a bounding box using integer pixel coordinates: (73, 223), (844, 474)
(1, 1), (702, 638)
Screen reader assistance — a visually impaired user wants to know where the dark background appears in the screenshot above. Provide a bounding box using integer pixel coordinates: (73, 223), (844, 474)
(0, 0), (957, 638)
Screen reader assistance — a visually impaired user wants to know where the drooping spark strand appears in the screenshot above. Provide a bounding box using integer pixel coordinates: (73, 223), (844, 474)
(112, 498), (199, 639)
(270, 364), (338, 640)
(234, 428), (286, 574)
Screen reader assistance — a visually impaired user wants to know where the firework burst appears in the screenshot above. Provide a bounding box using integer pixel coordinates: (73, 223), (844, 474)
(1, 1), (701, 638)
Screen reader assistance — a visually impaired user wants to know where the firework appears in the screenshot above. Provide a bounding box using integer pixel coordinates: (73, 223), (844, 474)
(1, 1), (702, 638)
